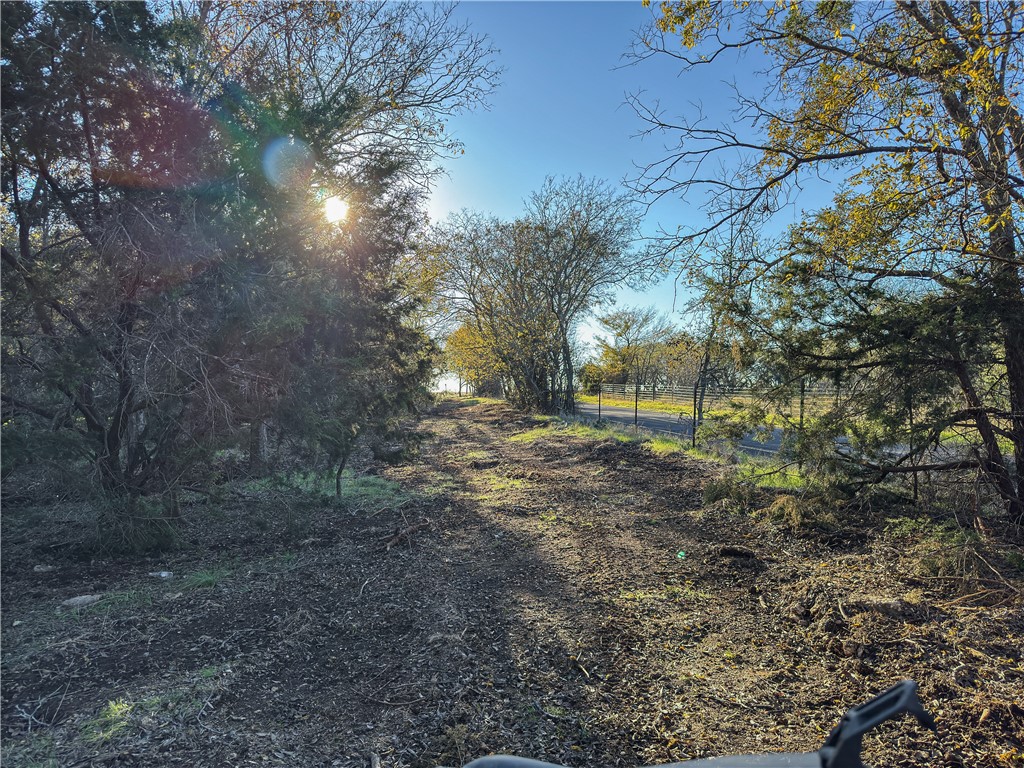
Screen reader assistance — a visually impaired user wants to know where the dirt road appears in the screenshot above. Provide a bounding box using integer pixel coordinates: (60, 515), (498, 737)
(2, 401), (1021, 767)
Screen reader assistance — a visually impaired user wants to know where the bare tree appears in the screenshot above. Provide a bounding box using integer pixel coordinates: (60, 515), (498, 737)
(433, 177), (661, 411)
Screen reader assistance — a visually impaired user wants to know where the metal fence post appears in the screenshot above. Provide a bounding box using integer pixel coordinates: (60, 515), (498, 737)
(598, 383), (602, 419)
(691, 380), (698, 448)
(634, 384), (639, 428)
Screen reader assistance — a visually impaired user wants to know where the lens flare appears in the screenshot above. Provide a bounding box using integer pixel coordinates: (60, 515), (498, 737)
(262, 137), (314, 190)
(324, 195), (349, 223)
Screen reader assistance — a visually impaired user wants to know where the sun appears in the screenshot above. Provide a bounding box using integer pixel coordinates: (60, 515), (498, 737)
(323, 195), (349, 224)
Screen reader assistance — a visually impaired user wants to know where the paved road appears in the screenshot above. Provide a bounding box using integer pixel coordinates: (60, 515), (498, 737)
(574, 402), (784, 456)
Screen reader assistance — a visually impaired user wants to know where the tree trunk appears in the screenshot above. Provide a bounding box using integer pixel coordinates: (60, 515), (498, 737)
(335, 448), (352, 497)
(994, 277), (1024, 528)
(561, 336), (575, 413)
(248, 419), (269, 473)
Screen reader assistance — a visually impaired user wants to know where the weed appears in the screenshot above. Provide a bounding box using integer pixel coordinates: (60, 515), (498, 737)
(762, 495), (805, 529)
(94, 590), (153, 613)
(279, 551), (298, 566)
(884, 516), (984, 581)
(738, 462), (809, 491)
(645, 436), (687, 456)
(509, 419), (640, 445)
(538, 509), (558, 524)
(702, 475), (759, 510)
(0, 732), (59, 768)
(183, 567), (229, 590)
(336, 475), (412, 513)
(83, 698), (133, 744)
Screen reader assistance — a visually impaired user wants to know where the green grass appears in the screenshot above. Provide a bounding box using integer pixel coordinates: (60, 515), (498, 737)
(482, 473), (530, 492)
(577, 393), (833, 425)
(1, 732), (59, 768)
(183, 567), (230, 590)
(737, 461), (810, 491)
(438, 395), (505, 407)
(510, 421), (641, 444)
(337, 475), (412, 512)
(83, 698), (134, 744)
(516, 415), (815, 494)
(93, 589), (154, 613)
(577, 394), (687, 415)
(645, 435), (687, 456)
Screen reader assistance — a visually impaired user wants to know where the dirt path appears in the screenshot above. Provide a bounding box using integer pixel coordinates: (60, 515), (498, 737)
(2, 401), (1022, 767)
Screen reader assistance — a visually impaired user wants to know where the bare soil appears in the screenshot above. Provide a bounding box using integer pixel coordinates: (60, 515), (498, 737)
(2, 400), (1022, 767)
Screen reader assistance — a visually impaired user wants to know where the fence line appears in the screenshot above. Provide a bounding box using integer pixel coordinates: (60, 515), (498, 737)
(591, 381), (837, 404)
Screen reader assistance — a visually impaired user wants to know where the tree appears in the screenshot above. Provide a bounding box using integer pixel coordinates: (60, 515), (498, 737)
(1, 1), (496, 543)
(164, 1), (500, 184)
(433, 212), (562, 409)
(433, 177), (660, 411)
(632, 1), (1024, 528)
(444, 322), (505, 396)
(595, 306), (676, 390)
(524, 176), (664, 410)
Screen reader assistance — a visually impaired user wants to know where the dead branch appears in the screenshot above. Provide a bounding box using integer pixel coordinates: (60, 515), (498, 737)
(382, 518), (432, 551)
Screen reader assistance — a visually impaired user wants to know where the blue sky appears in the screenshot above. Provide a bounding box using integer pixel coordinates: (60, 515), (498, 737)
(424, 1), (819, 349)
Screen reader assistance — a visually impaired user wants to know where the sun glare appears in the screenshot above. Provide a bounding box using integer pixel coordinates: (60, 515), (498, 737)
(324, 195), (349, 224)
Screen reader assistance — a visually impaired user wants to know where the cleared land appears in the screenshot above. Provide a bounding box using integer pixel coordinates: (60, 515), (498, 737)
(2, 400), (1022, 767)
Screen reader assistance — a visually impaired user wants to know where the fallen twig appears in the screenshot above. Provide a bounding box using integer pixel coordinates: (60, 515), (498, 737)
(382, 518), (432, 551)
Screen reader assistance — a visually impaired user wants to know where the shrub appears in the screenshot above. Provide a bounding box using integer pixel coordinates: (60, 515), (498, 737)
(95, 494), (178, 554)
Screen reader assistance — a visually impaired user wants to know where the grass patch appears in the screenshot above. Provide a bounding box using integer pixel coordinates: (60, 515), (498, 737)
(644, 435), (687, 456)
(508, 425), (554, 443)
(83, 698), (134, 744)
(737, 461), (810, 491)
(93, 589), (154, 613)
(241, 471), (330, 496)
(1, 732), (59, 768)
(884, 516), (986, 580)
(337, 475), (412, 513)
(577, 394), (688, 415)
(509, 418), (641, 444)
(484, 474), (529, 492)
(183, 567), (230, 590)
(423, 474), (460, 498)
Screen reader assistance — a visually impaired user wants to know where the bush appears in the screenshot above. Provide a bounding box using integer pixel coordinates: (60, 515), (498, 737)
(95, 494), (178, 554)
(702, 474), (759, 511)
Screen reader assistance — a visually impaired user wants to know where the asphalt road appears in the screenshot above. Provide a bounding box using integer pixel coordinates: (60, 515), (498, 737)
(574, 401), (784, 456)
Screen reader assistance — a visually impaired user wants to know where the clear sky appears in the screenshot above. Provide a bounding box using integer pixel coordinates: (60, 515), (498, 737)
(424, 1), (823, 351)
(425, 1), (741, 347)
